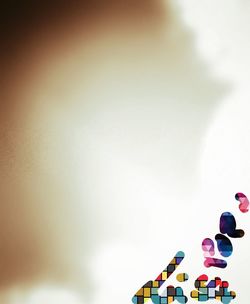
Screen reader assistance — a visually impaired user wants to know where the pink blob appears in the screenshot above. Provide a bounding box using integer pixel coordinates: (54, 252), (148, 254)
(204, 257), (227, 269)
(235, 192), (249, 213)
(202, 238), (215, 256)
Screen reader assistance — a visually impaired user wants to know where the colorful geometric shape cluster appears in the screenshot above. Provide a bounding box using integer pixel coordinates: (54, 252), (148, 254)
(190, 275), (236, 304)
(132, 251), (186, 304)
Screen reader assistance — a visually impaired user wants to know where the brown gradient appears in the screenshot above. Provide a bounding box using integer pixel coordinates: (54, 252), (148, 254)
(0, 1), (226, 302)
(1, 0), (166, 118)
(0, 0), (165, 63)
(1, 1), (166, 298)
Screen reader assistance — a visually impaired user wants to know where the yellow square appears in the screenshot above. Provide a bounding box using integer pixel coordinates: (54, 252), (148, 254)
(200, 280), (207, 287)
(144, 288), (151, 297)
(191, 290), (199, 298)
(162, 272), (167, 280)
(153, 281), (159, 287)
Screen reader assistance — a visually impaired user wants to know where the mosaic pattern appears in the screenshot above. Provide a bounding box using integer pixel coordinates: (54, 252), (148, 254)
(202, 196), (247, 269)
(219, 212), (244, 238)
(202, 238), (215, 256)
(132, 282), (188, 304)
(132, 251), (186, 304)
(176, 273), (189, 282)
(215, 234), (233, 257)
(159, 286), (188, 304)
(202, 238), (227, 269)
(132, 192), (249, 303)
(190, 274), (236, 303)
(203, 256), (227, 269)
(235, 192), (249, 213)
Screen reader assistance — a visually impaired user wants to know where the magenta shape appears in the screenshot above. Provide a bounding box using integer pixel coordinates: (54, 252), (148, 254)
(235, 192), (249, 213)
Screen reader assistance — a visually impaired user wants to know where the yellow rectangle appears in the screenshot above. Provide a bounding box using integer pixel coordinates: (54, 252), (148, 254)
(144, 288), (151, 297)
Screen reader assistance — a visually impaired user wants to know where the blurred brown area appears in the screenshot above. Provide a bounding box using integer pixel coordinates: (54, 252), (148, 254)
(0, 0), (167, 296)
(1, 0), (166, 115)
(0, 0), (165, 57)
(0, 0), (226, 301)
